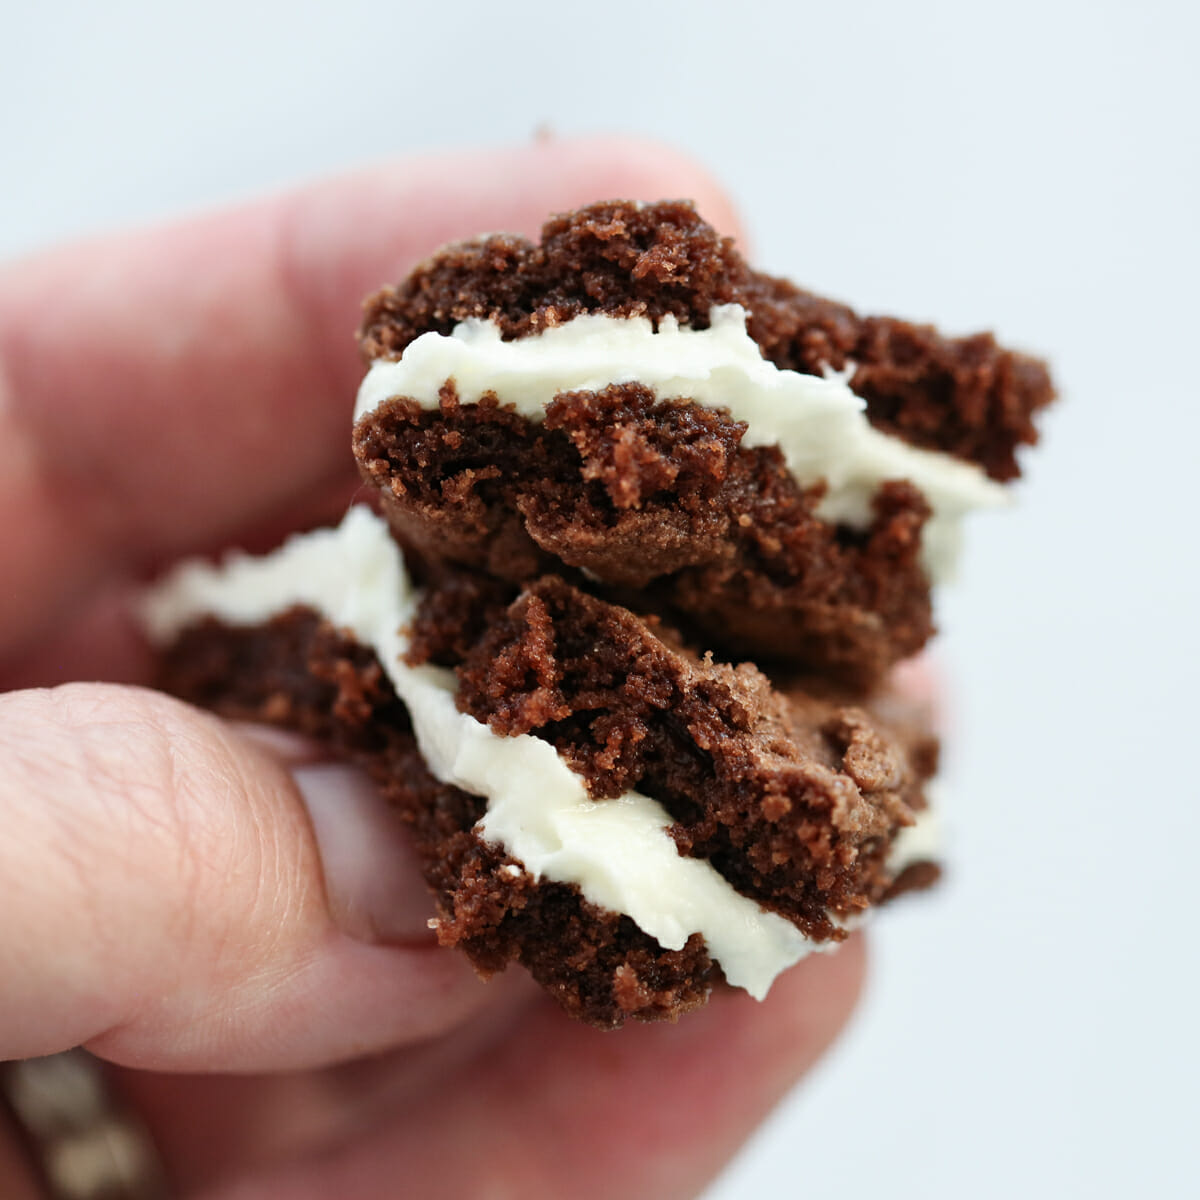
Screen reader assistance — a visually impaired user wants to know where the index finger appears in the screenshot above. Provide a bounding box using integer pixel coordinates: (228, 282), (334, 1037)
(0, 137), (745, 661)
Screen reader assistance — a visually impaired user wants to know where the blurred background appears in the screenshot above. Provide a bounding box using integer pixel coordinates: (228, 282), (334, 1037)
(4, 1), (1196, 1196)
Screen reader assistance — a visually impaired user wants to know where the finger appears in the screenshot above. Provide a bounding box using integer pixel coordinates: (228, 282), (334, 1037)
(0, 136), (745, 662)
(889, 651), (943, 721)
(0, 683), (509, 1072)
(157, 942), (864, 1200)
(320, 944), (866, 1200)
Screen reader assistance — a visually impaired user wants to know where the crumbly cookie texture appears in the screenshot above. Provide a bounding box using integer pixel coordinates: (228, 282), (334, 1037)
(355, 384), (934, 687)
(157, 562), (937, 1028)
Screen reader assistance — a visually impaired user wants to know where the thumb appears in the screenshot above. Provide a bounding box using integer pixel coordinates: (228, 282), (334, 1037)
(0, 683), (501, 1072)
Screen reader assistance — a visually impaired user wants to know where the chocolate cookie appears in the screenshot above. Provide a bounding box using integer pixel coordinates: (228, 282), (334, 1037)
(353, 201), (1053, 684)
(145, 509), (938, 1027)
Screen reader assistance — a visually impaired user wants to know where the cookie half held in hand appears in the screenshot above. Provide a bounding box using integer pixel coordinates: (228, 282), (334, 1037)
(353, 200), (1055, 688)
(142, 508), (940, 1029)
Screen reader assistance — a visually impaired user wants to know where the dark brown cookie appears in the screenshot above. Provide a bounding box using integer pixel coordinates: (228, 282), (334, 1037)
(353, 201), (1053, 685)
(157, 563), (938, 1028)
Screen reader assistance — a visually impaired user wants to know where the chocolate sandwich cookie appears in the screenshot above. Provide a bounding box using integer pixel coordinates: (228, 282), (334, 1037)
(353, 201), (1054, 685)
(141, 199), (1053, 1026)
(143, 509), (939, 1028)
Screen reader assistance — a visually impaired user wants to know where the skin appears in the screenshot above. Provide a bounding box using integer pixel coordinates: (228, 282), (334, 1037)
(0, 137), (867, 1199)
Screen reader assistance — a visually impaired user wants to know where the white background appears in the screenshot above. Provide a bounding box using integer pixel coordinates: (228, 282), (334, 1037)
(3, 1), (1197, 1196)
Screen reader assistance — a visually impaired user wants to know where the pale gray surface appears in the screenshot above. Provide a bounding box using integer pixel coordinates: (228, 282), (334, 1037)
(4, 1), (1197, 1196)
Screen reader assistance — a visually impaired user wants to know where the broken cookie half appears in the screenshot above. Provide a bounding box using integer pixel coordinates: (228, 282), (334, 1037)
(354, 200), (1053, 686)
(143, 508), (938, 1027)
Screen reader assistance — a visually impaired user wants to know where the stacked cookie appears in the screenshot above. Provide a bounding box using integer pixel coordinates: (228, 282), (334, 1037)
(144, 202), (1053, 1026)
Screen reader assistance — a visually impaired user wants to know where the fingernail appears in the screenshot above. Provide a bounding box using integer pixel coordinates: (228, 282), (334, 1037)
(291, 761), (438, 945)
(227, 722), (328, 767)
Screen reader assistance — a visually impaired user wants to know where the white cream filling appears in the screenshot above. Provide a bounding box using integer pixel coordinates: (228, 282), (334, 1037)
(355, 305), (1007, 580)
(142, 507), (937, 1000)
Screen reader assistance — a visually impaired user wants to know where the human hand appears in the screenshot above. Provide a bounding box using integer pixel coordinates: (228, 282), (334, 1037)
(0, 137), (865, 1199)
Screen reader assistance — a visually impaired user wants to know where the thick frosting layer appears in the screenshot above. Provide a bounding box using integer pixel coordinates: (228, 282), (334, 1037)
(354, 305), (1007, 579)
(143, 508), (935, 999)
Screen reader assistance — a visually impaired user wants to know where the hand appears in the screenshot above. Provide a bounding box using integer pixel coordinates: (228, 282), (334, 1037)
(0, 137), (865, 1200)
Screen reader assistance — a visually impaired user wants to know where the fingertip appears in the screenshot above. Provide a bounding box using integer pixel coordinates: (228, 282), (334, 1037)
(889, 651), (947, 730)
